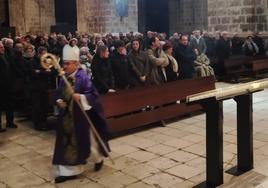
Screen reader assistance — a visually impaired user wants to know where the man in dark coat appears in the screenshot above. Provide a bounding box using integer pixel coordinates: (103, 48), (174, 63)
(0, 41), (17, 132)
(253, 33), (265, 56)
(215, 31), (231, 77)
(110, 40), (130, 90)
(53, 44), (110, 183)
(174, 35), (196, 79)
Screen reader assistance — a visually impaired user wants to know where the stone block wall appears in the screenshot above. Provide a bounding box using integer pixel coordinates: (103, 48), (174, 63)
(9, 0), (55, 34)
(208, 0), (268, 32)
(5, 0), (268, 35)
(77, 0), (138, 33)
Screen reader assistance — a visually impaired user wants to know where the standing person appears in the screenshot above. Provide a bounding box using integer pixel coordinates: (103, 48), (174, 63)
(127, 39), (150, 87)
(91, 45), (115, 94)
(174, 35), (196, 79)
(215, 31), (231, 78)
(0, 41), (17, 132)
(162, 42), (179, 82)
(189, 30), (207, 54)
(110, 40), (130, 90)
(53, 44), (111, 183)
(147, 36), (169, 84)
(243, 36), (259, 56)
(253, 32), (265, 56)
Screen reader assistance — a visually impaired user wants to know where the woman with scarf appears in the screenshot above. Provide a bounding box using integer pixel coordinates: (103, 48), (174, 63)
(162, 42), (179, 82)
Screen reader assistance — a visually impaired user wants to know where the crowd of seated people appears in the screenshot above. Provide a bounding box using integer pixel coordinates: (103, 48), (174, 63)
(0, 30), (267, 132)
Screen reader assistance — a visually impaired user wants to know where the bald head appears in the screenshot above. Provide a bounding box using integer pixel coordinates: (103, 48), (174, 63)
(4, 38), (14, 49)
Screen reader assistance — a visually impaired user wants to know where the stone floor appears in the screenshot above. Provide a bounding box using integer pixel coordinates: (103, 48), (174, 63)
(1, 82), (268, 188)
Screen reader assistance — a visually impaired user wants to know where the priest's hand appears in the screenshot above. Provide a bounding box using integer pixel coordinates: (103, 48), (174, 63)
(108, 89), (116, 93)
(57, 99), (67, 109)
(73, 93), (81, 102)
(140, 76), (146, 82)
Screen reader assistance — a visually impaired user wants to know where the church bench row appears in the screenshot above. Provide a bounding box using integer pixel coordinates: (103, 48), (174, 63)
(100, 76), (216, 134)
(224, 56), (268, 82)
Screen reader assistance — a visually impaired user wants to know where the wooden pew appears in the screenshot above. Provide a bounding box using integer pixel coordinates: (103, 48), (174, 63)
(250, 59), (268, 77)
(224, 56), (266, 82)
(224, 57), (251, 82)
(100, 76), (215, 134)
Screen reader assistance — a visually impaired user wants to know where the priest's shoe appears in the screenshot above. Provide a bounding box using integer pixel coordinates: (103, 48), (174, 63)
(94, 160), (104, 172)
(6, 123), (18, 128)
(54, 175), (77, 183)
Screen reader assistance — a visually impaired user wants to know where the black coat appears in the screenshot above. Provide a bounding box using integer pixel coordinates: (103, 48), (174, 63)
(174, 43), (196, 79)
(215, 37), (231, 76)
(91, 55), (115, 94)
(215, 37), (231, 63)
(0, 54), (14, 109)
(204, 37), (216, 58)
(231, 37), (244, 56)
(110, 50), (130, 90)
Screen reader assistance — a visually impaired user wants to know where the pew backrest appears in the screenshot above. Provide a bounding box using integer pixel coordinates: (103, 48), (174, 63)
(251, 59), (268, 72)
(100, 76), (215, 133)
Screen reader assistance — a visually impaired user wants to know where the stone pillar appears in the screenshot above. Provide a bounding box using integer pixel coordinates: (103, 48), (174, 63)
(77, 0), (138, 33)
(9, 0), (55, 34)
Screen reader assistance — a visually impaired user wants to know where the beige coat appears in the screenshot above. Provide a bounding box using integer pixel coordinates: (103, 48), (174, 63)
(194, 53), (215, 77)
(147, 48), (169, 84)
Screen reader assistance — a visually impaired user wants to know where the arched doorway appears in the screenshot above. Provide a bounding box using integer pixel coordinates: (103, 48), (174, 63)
(53, 0), (77, 34)
(1, 0), (10, 27)
(138, 0), (169, 35)
(0, 0), (16, 38)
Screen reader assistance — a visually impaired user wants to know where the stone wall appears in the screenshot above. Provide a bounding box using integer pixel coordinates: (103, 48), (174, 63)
(77, 0), (138, 33)
(0, 0), (5, 24)
(6, 0), (268, 35)
(208, 0), (268, 32)
(9, 0), (55, 34)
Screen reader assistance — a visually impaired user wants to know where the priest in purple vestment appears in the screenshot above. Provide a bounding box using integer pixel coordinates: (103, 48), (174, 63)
(52, 44), (111, 183)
